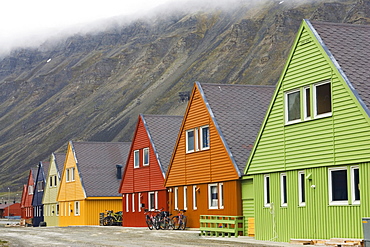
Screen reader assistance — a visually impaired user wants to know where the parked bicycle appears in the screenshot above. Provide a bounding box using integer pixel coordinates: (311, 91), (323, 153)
(157, 210), (173, 230)
(103, 210), (122, 226)
(144, 208), (161, 230)
(171, 209), (187, 230)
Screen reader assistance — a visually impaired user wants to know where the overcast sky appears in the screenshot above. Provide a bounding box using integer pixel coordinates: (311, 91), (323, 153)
(0, 0), (176, 55)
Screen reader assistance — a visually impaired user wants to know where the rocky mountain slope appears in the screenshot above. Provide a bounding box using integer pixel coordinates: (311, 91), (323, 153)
(1, 0), (370, 192)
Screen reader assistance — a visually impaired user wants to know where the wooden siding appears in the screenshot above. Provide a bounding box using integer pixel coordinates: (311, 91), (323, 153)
(166, 85), (238, 187)
(252, 166), (368, 241)
(241, 178), (254, 235)
(59, 198), (121, 226)
(168, 181), (242, 228)
(57, 143), (85, 202)
(120, 116), (166, 194)
(122, 190), (168, 227)
(247, 25), (370, 175)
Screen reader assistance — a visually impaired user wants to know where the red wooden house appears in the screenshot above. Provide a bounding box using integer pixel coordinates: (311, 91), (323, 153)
(119, 114), (183, 227)
(20, 169), (35, 224)
(1, 203), (21, 218)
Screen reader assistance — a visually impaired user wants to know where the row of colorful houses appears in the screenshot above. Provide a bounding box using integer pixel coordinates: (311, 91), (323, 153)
(18, 19), (370, 242)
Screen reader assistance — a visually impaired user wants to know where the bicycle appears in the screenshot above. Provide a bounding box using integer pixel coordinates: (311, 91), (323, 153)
(157, 210), (172, 230)
(144, 208), (161, 230)
(171, 209), (187, 230)
(103, 210), (122, 226)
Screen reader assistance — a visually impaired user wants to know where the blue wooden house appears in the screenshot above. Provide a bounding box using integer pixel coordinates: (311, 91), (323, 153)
(32, 161), (49, 227)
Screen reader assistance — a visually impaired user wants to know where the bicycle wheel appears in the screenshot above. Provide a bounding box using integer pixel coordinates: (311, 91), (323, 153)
(154, 216), (160, 230)
(167, 217), (174, 230)
(171, 216), (180, 230)
(103, 217), (114, 226)
(146, 216), (153, 230)
(179, 216), (187, 230)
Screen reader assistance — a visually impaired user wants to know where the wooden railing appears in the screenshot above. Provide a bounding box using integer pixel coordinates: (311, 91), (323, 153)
(199, 215), (244, 237)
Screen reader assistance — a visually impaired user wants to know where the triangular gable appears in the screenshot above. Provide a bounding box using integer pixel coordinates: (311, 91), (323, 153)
(23, 169), (35, 208)
(20, 184), (27, 209)
(43, 153), (66, 204)
(57, 141), (86, 201)
(245, 19), (370, 175)
(119, 114), (183, 194)
(32, 161), (49, 206)
(165, 82), (240, 187)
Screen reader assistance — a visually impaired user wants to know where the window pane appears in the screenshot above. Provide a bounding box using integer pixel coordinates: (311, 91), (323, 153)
(331, 170), (348, 201)
(281, 175), (287, 204)
(354, 168), (360, 201)
(316, 83), (331, 115)
(265, 176), (270, 205)
(187, 130), (194, 152)
(143, 148), (149, 165)
(305, 88), (310, 118)
(211, 186), (218, 207)
(201, 127), (209, 149)
(149, 193), (155, 210)
(134, 150), (139, 168)
(300, 173), (305, 203)
(287, 91), (300, 121)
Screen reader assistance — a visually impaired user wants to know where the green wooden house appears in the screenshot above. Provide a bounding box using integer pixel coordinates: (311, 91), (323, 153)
(42, 152), (66, 226)
(242, 19), (370, 241)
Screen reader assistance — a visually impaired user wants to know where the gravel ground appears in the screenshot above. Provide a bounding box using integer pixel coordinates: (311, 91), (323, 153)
(0, 221), (299, 247)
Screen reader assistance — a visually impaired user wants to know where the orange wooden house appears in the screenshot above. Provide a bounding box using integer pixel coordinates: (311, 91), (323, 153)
(119, 114), (183, 227)
(165, 82), (274, 228)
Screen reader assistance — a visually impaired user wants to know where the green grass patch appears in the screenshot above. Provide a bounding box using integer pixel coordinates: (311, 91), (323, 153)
(0, 240), (9, 247)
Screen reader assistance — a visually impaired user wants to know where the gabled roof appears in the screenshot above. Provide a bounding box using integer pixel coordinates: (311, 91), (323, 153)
(53, 152), (66, 178)
(142, 114), (183, 175)
(198, 82), (275, 174)
(308, 20), (370, 116)
(71, 141), (131, 197)
(38, 161), (50, 182)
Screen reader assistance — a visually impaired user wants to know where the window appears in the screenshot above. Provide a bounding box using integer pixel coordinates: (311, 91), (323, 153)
(298, 171), (305, 206)
(66, 168), (70, 182)
(74, 201), (80, 216)
(37, 181), (44, 192)
(186, 129), (195, 153)
(285, 89), (301, 124)
(148, 192), (156, 211)
(68, 203), (71, 216)
(280, 173), (287, 207)
(56, 204), (59, 216)
(219, 183), (224, 209)
(71, 168), (75, 181)
(208, 184), (218, 209)
(303, 86), (311, 120)
(329, 167), (348, 205)
(126, 194), (129, 212)
(351, 166), (360, 205)
(174, 187), (178, 210)
(134, 150), (139, 168)
(28, 185), (33, 195)
(54, 175), (57, 187)
(264, 175), (270, 207)
(193, 185), (197, 210)
(200, 126), (210, 150)
(138, 193), (142, 212)
(132, 193), (135, 212)
(143, 148), (149, 166)
(49, 176), (53, 188)
(184, 186), (187, 210)
(314, 81), (331, 117)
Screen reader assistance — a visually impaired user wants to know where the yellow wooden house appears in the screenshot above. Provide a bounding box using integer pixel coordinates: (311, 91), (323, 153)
(57, 141), (131, 226)
(42, 152), (66, 226)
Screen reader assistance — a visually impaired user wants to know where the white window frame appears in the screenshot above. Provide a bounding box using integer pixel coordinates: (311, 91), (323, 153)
(174, 187), (179, 210)
(49, 176), (53, 188)
(280, 173), (287, 207)
(298, 171), (306, 206)
(186, 129), (195, 153)
(71, 167), (75, 181)
(313, 81), (332, 119)
(303, 86), (311, 120)
(138, 193), (142, 212)
(132, 193), (135, 212)
(351, 166), (360, 205)
(328, 167), (348, 205)
(200, 125), (210, 150)
(74, 201), (80, 216)
(66, 168), (70, 182)
(148, 192), (155, 211)
(264, 174), (271, 207)
(155, 191), (158, 209)
(28, 185), (34, 195)
(56, 203), (59, 216)
(285, 89), (301, 125)
(219, 183), (224, 209)
(68, 203), (71, 216)
(143, 148), (149, 166)
(126, 194), (129, 212)
(134, 150), (140, 168)
(193, 185), (197, 210)
(184, 186), (187, 210)
(208, 183), (218, 209)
